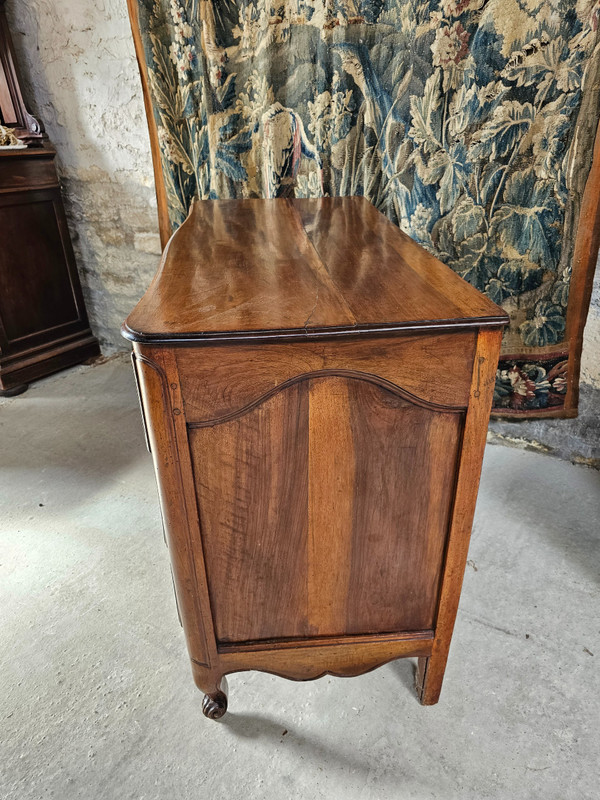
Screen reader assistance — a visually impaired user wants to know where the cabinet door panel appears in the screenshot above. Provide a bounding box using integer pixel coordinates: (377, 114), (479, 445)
(188, 374), (464, 644)
(0, 191), (82, 347)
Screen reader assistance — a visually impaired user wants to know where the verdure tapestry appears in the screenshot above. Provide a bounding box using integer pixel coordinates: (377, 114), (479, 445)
(131, 0), (600, 416)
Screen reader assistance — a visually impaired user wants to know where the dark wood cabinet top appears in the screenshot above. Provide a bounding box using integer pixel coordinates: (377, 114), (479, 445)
(123, 197), (507, 344)
(0, 144), (55, 160)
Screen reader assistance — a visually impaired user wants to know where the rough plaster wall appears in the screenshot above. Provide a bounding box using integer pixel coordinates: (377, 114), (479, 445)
(5, 0), (600, 464)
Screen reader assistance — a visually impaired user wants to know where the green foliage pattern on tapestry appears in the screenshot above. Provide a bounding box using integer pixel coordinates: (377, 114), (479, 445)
(135, 0), (600, 413)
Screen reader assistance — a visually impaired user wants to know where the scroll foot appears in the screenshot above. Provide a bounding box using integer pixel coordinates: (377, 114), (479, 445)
(201, 675), (228, 720)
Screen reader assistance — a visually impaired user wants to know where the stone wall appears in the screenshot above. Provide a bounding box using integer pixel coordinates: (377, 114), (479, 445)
(5, 0), (600, 465)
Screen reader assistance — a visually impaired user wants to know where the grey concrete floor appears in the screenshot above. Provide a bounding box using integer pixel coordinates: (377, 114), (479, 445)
(1, 354), (599, 800)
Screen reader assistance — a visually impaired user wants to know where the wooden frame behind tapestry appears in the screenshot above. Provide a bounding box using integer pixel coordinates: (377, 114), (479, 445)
(126, 0), (600, 419)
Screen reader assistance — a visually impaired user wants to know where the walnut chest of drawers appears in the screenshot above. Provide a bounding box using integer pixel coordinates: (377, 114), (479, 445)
(123, 196), (508, 719)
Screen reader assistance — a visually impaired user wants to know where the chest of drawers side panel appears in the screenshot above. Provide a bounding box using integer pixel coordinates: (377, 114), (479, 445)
(417, 326), (505, 705)
(172, 332), (477, 649)
(187, 374), (466, 645)
(175, 332), (477, 424)
(131, 325), (504, 706)
(132, 344), (217, 671)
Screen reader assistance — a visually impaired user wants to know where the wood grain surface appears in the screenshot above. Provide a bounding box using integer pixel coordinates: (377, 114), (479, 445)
(188, 372), (463, 644)
(416, 327), (504, 705)
(123, 197), (507, 344)
(176, 332), (476, 418)
(191, 381), (310, 643)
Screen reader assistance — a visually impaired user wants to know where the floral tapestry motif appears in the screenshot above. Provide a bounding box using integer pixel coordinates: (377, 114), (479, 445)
(134, 0), (600, 414)
(495, 353), (569, 412)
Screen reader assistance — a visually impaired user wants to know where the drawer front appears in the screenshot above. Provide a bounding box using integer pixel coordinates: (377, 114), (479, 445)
(176, 334), (473, 645)
(0, 156), (58, 194)
(176, 332), (477, 424)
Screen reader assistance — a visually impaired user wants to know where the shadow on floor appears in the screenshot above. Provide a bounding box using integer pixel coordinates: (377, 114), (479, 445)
(220, 711), (397, 784)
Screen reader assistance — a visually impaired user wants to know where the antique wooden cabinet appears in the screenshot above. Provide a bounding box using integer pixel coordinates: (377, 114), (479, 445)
(0, 0), (99, 394)
(0, 146), (100, 394)
(123, 197), (508, 718)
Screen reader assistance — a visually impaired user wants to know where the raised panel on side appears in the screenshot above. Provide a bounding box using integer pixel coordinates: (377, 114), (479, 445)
(344, 379), (463, 634)
(189, 381), (310, 644)
(188, 374), (464, 645)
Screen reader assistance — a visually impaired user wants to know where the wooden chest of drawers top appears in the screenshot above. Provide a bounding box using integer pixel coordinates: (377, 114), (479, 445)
(123, 196), (507, 345)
